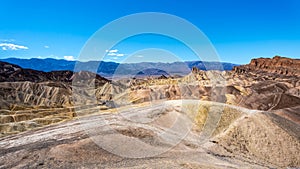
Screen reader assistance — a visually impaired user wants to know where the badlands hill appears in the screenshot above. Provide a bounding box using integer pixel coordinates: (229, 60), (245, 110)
(0, 61), (109, 137)
(0, 56), (299, 168)
(0, 61), (109, 109)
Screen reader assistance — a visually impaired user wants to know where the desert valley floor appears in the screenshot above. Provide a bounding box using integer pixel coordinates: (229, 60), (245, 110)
(0, 56), (299, 168)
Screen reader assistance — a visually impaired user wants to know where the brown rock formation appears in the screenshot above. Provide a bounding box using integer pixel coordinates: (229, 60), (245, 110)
(234, 56), (300, 76)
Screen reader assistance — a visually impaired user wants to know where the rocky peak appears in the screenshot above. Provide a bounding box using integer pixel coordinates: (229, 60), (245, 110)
(191, 66), (200, 74)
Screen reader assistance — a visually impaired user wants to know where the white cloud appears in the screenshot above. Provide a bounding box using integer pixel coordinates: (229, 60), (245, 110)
(107, 53), (117, 56)
(64, 55), (75, 61)
(106, 49), (118, 53)
(136, 55), (144, 58)
(116, 53), (124, 57)
(31, 55), (58, 59)
(106, 49), (125, 57)
(44, 45), (50, 49)
(0, 43), (28, 50)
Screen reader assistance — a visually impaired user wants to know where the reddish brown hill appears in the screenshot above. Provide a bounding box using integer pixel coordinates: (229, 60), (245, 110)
(234, 56), (300, 76)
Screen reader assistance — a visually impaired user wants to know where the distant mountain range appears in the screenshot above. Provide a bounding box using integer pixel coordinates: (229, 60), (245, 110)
(0, 58), (238, 78)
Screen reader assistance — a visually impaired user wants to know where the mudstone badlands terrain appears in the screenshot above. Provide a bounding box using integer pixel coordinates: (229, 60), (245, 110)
(0, 56), (299, 168)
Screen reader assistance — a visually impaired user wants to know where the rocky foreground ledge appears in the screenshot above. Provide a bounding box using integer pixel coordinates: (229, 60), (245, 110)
(0, 100), (299, 168)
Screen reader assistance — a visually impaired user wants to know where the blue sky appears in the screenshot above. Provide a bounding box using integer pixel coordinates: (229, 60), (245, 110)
(0, 0), (299, 64)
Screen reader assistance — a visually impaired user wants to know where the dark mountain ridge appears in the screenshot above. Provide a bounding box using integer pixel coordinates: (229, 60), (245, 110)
(0, 61), (109, 85)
